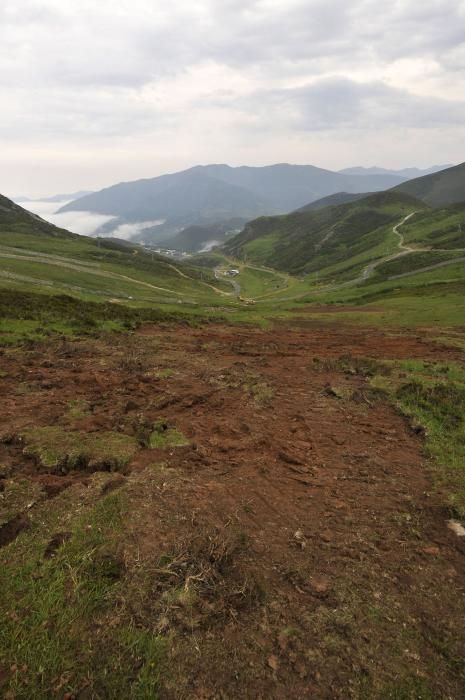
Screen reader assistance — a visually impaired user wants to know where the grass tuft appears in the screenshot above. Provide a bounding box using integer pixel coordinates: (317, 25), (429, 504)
(149, 420), (189, 449)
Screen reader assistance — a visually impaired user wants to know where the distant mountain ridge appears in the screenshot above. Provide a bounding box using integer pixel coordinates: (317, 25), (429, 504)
(57, 163), (411, 245)
(296, 192), (373, 212)
(43, 191), (94, 203)
(16, 191), (94, 204)
(339, 165), (453, 178)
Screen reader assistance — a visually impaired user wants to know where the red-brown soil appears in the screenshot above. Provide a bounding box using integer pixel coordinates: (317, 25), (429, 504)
(1, 324), (464, 698)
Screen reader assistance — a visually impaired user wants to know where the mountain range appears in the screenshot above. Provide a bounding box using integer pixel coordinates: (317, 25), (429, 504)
(13, 161), (454, 257)
(2, 157), (464, 307)
(222, 162), (465, 277)
(57, 163), (411, 244)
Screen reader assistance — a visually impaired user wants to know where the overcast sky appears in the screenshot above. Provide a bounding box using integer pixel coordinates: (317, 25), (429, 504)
(2, 0), (465, 197)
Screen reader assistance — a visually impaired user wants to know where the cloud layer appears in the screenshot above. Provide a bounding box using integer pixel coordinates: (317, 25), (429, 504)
(2, 0), (465, 196)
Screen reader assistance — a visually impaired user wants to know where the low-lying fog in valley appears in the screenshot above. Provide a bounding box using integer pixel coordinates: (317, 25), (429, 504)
(19, 200), (114, 236)
(16, 199), (163, 241)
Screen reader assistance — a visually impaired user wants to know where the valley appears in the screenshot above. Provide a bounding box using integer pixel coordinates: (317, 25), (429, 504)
(4, 1), (465, 696)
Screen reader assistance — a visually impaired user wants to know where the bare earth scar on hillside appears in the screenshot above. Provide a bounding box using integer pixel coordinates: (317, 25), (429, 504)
(1, 323), (464, 698)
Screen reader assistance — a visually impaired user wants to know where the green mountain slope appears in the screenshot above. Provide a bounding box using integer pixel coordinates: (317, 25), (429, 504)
(157, 219), (245, 253)
(296, 191), (372, 212)
(399, 201), (465, 250)
(223, 191), (426, 277)
(0, 194), (76, 238)
(393, 161), (465, 207)
(0, 194), (229, 309)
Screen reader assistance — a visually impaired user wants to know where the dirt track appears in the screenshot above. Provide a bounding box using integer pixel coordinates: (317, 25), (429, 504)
(1, 324), (464, 698)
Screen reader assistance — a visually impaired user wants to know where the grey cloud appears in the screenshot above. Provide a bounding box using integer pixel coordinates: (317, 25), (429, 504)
(1, 0), (465, 196)
(2, 0), (463, 91)
(238, 77), (465, 131)
(350, 0), (465, 60)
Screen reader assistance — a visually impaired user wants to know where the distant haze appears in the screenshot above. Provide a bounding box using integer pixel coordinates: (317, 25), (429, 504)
(1, 1), (465, 198)
(16, 199), (165, 240)
(20, 200), (115, 236)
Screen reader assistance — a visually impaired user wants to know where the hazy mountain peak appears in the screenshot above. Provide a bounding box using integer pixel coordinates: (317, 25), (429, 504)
(339, 165), (454, 178)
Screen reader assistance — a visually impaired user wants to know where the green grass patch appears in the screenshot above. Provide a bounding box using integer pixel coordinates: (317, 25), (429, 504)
(0, 478), (44, 526)
(242, 376), (274, 405)
(0, 489), (165, 698)
(66, 399), (92, 419)
(21, 427), (139, 472)
(0, 288), (224, 346)
(236, 266), (288, 298)
(374, 250), (465, 279)
(149, 420), (189, 449)
(156, 368), (175, 379)
(371, 360), (465, 516)
(401, 203), (465, 249)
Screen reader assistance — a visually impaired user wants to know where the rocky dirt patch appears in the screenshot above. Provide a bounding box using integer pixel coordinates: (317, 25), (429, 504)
(0, 325), (464, 697)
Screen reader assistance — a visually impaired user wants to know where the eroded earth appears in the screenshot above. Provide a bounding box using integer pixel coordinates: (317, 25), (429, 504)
(1, 323), (464, 698)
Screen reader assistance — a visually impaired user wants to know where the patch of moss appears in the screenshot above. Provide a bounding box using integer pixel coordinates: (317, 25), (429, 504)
(20, 427), (139, 472)
(156, 368), (175, 379)
(149, 420), (189, 449)
(66, 398), (92, 419)
(242, 374), (274, 406)
(15, 382), (35, 395)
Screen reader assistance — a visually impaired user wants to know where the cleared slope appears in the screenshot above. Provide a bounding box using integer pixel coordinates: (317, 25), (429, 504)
(1, 326), (464, 698)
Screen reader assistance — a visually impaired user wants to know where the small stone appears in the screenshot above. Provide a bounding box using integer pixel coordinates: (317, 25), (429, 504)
(448, 520), (465, 537)
(311, 576), (330, 594)
(293, 529), (306, 549)
(268, 655), (279, 672)
(422, 545), (440, 556)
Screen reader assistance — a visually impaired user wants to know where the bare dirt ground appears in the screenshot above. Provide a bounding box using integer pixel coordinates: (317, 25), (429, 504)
(1, 323), (464, 698)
